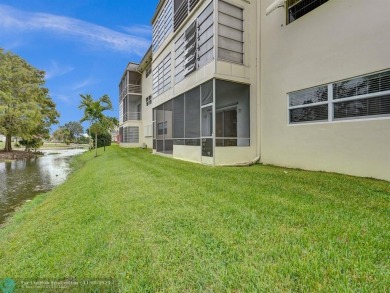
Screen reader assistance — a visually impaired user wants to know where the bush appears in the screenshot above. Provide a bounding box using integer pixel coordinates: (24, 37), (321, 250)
(90, 132), (112, 148)
(19, 138), (43, 150)
(77, 136), (90, 144)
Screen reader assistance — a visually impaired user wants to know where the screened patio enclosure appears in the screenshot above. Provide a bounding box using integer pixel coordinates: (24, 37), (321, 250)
(153, 79), (250, 164)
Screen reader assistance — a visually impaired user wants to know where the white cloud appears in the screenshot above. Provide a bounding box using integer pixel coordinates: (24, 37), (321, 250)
(0, 4), (150, 55)
(45, 60), (74, 79)
(53, 94), (72, 104)
(121, 24), (152, 36)
(71, 78), (96, 91)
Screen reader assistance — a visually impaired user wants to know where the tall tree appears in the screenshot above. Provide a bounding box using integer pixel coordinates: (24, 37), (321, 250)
(63, 121), (84, 142)
(78, 94), (112, 157)
(0, 49), (59, 151)
(52, 127), (71, 144)
(90, 116), (119, 151)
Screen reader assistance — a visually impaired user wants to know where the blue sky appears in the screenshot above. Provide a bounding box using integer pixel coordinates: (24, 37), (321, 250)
(0, 0), (159, 132)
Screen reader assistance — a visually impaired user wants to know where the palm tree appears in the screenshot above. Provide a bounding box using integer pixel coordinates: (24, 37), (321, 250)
(78, 94), (112, 157)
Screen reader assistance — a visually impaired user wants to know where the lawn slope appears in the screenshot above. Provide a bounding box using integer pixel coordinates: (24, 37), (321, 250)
(0, 145), (389, 292)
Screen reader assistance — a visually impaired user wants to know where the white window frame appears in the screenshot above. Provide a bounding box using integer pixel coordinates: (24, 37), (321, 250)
(152, 53), (172, 97)
(288, 69), (390, 125)
(217, 0), (244, 65)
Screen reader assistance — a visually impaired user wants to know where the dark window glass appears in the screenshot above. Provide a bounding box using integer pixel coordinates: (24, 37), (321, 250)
(334, 95), (390, 119)
(185, 87), (200, 138)
(287, 0), (329, 24)
(289, 105), (328, 123)
(173, 95), (185, 138)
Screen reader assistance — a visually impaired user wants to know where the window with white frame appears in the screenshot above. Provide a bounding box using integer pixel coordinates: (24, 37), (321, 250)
(218, 1), (244, 64)
(184, 21), (197, 77)
(288, 70), (390, 124)
(198, 1), (214, 68)
(152, 53), (172, 97)
(174, 34), (186, 83)
(174, 0), (201, 31)
(153, 0), (173, 53)
(174, 1), (214, 84)
(146, 95), (152, 106)
(123, 126), (139, 143)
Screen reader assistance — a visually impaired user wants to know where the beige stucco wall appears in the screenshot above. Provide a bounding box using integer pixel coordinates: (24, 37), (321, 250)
(141, 63), (153, 148)
(215, 147), (254, 165)
(173, 145), (202, 163)
(260, 0), (390, 181)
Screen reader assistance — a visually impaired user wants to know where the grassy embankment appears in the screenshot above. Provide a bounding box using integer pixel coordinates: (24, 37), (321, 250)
(0, 145), (389, 291)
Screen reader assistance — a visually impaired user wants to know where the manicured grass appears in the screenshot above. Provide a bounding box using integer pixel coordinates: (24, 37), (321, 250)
(0, 145), (389, 291)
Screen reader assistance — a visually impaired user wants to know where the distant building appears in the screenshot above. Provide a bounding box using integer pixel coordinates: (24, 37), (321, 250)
(118, 0), (390, 181)
(111, 127), (119, 143)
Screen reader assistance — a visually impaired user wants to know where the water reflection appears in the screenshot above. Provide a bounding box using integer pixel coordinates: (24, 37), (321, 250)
(0, 149), (86, 224)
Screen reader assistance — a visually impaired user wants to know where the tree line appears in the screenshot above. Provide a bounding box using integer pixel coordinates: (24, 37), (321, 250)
(1, 48), (117, 156)
(0, 48), (59, 151)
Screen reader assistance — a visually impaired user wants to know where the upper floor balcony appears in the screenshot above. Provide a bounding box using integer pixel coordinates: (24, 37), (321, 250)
(119, 94), (142, 124)
(119, 63), (142, 101)
(120, 84), (142, 101)
(121, 111), (142, 122)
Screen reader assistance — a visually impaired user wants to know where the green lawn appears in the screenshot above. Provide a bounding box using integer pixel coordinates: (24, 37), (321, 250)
(0, 145), (389, 292)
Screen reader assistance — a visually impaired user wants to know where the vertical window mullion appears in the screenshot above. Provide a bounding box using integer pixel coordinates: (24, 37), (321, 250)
(328, 84), (333, 122)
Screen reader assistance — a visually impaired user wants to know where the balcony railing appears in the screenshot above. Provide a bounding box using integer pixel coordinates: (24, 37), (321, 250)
(122, 112), (142, 122)
(120, 84), (142, 100)
(128, 84), (142, 94)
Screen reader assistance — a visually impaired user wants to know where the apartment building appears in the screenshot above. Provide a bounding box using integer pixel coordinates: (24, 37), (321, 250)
(118, 47), (153, 148)
(119, 0), (390, 181)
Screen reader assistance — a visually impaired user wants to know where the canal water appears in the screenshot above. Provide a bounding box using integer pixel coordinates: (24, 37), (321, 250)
(0, 149), (86, 225)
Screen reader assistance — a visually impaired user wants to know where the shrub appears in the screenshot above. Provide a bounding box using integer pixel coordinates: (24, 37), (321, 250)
(90, 132), (112, 148)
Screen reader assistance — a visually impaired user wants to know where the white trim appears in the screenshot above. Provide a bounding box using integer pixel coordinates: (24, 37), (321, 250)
(288, 101), (328, 110)
(265, 0), (285, 16)
(328, 84), (333, 122)
(287, 115), (390, 127)
(332, 90), (390, 103)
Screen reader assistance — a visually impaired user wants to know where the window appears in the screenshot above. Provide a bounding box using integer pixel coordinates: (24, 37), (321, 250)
(288, 70), (390, 124)
(146, 95), (152, 106)
(146, 66), (152, 78)
(287, 0), (328, 24)
(197, 2), (214, 68)
(157, 122), (168, 135)
(184, 21), (197, 77)
(123, 127), (139, 143)
(174, 34), (186, 83)
(174, 2), (214, 84)
(215, 80), (250, 146)
(289, 85), (328, 123)
(174, 0), (201, 31)
(152, 53), (172, 97)
(218, 1), (244, 64)
(154, 101), (173, 154)
(153, 0), (173, 52)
